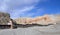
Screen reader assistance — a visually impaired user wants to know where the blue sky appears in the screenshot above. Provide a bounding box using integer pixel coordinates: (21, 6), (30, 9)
(0, 0), (60, 19)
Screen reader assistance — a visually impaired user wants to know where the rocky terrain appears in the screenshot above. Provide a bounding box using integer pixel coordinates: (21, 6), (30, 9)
(0, 12), (60, 35)
(0, 12), (60, 26)
(14, 14), (60, 25)
(0, 12), (11, 25)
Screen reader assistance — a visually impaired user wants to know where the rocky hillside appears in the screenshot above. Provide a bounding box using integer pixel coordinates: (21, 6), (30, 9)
(14, 14), (60, 25)
(0, 12), (11, 25)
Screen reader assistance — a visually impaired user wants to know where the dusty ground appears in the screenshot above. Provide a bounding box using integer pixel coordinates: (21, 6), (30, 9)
(0, 23), (60, 35)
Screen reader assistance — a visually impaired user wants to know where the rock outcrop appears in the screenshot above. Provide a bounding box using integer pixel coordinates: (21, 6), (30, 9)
(0, 12), (11, 25)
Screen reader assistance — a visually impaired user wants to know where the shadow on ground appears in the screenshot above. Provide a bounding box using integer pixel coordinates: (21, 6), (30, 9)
(0, 24), (53, 29)
(15, 24), (53, 28)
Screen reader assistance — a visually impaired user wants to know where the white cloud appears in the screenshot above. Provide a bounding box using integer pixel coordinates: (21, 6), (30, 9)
(0, 0), (39, 18)
(0, 0), (48, 19)
(0, 0), (39, 11)
(10, 6), (34, 19)
(18, 8), (45, 18)
(0, 4), (7, 12)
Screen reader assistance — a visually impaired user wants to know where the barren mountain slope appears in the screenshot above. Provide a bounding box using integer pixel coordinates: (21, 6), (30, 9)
(14, 14), (60, 25)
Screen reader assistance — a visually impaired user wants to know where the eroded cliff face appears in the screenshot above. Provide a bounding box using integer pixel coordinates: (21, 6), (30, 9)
(14, 14), (60, 25)
(0, 12), (11, 25)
